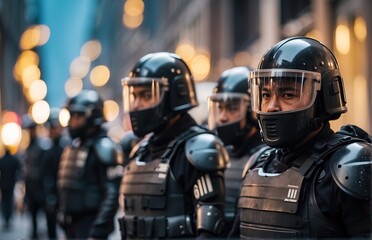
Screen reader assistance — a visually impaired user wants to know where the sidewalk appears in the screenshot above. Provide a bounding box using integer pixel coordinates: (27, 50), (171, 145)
(0, 210), (121, 240)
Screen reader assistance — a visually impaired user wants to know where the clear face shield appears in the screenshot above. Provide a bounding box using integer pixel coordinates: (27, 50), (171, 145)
(121, 77), (169, 113)
(250, 69), (321, 115)
(208, 93), (249, 130)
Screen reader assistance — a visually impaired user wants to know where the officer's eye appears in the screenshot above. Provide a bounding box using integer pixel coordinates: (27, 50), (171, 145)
(282, 92), (295, 99)
(262, 91), (271, 99)
(226, 104), (239, 112)
(140, 91), (152, 101)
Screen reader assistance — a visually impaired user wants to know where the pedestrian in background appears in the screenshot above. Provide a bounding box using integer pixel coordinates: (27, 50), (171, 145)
(0, 148), (21, 230)
(21, 114), (49, 239)
(40, 108), (69, 239)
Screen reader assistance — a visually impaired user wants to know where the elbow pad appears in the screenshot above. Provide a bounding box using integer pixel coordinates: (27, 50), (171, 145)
(185, 133), (229, 171)
(196, 204), (226, 235)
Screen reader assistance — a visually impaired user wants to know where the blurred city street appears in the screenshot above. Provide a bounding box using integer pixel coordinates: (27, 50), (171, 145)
(0, 210), (121, 240)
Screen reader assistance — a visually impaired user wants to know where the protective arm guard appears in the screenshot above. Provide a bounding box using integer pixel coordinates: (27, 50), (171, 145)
(89, 137), (123, 238)
(185, 133), (229, 171)
(330, 141), (372, 200)
(196, 204), (226, 236)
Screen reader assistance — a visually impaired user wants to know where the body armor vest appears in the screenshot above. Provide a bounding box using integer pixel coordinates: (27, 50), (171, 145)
(239, 134), (363, 238)
(25, 141), (43, 181)
(119, 126), (206, 238)
(224, 153), (248, 222)
(58, 140), (102, 213)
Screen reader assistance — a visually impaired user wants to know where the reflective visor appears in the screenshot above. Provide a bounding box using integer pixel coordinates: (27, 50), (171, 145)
(121, 77), (168, 113)
(208, 92), (249, 130)
(250, 69), (321, 114)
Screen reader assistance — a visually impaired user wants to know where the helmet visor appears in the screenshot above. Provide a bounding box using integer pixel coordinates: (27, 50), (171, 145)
(250, 69), (321, 114)
(122, 77), (168, 113)
(208, 93), (249, 130)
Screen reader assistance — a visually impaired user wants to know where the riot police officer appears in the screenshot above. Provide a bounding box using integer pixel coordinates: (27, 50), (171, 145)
(57, 90), (123, 239)
(40, 108), (69, 239)
(21, 114), (48, 239)
(118, 52), (229, 238)
(208, 67), (266, 236)
(239, 37), (371, 238)
(0, 148), (21, 230)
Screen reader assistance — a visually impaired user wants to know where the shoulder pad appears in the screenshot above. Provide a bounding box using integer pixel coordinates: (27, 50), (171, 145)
(185, 133), (229, 171)
(93, 137), (122, 165)
(330, 141), (372, 200)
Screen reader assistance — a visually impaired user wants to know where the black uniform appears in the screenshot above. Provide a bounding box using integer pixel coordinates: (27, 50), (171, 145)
(224, 131), (265, 233)
(0, 150), (21, 229)
(57, 128), (122, 239)
(239, 123), (372, 238)
(119, 113), (227, 238)
(23, 137), (49, 239)
(40, 135), (68, 239)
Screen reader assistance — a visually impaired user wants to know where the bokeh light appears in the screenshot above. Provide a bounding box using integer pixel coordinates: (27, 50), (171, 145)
(1, 122), (22, 147)
(90, 65), (110, 87)
(190, 49), (211, 81)
(103, 100), (119, 122)
(30, 100), (50, 124)
(28, 79), (47, 102)
(123, 13), (143, 29)
(69, 56), (91, 78)
(13, 50), (39, 81)
(335, 24), (350, 55)
(2, 111), (20, 124)
(20, 25), (50, 50)
(80, 40), (102, 61)
(175, 40), (195, 62)
(124, 0), (144, 17)
(65, 77), (83, 98)
(59, 108), (70, 127)
(21, 64), (41, 89)
(354, 17), (367, 41)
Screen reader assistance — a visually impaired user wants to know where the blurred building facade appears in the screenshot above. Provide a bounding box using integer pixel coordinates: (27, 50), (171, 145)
(100, 0), (371, 133)
(1, 0), (371, 142)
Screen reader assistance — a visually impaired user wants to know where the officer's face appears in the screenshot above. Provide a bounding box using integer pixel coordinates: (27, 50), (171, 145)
(68, 112), (86, 129)
(49, 125), (63, 140)
(129, 85), (157, 111)
(261, 80), (311, 112)
(217, 101), (246, 128)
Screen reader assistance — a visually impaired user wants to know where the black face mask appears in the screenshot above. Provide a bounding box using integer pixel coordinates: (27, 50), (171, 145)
(216, 121), (242, 146)
(216, 119), (254, 147)
(130, 101), (167, 138)
(68, 125), (87, 140)
(258, 106), (317, 148)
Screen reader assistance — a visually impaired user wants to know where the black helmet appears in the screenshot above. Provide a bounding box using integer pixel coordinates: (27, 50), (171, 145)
(208, 67), (256, 145)
(122, 52), (198, 137)
(66, 90), (105, 138)
(67, 90), (105, 126)
(250, 36), (347, 148)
